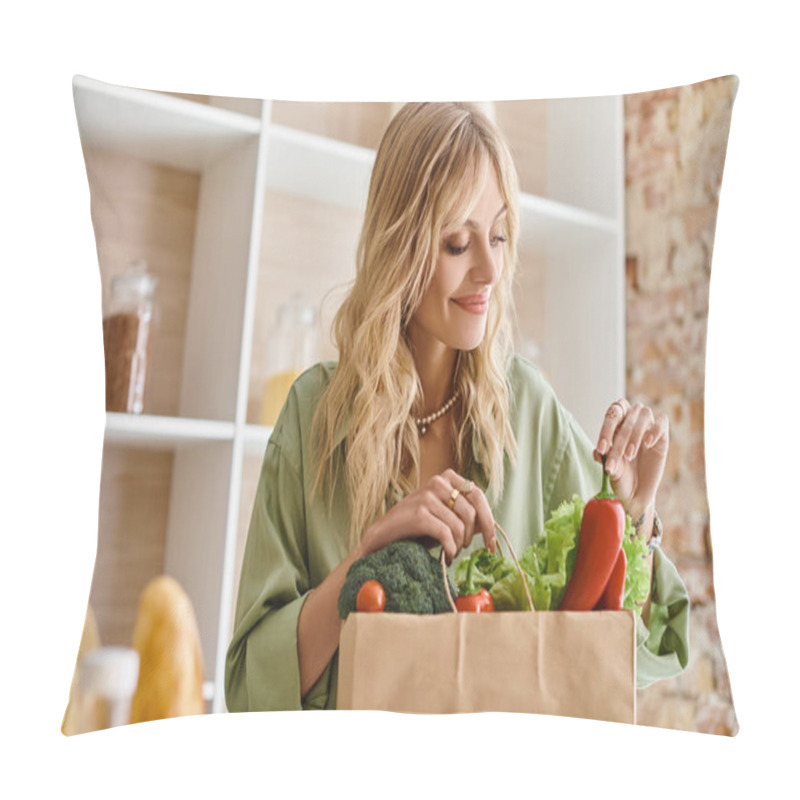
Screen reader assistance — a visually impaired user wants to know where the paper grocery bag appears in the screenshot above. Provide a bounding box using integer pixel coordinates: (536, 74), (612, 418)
(337, 610), (636, 723)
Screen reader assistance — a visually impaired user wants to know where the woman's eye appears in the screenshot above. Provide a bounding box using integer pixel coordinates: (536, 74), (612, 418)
(445, 233), (506, 255)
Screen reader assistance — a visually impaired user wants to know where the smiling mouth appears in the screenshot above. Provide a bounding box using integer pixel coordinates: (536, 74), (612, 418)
(452, 294), (490, 314)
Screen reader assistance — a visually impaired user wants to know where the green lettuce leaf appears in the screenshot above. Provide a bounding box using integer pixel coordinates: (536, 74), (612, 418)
(622, 519), (650, 613)
(454, 548), (515, 593)
(453, 493), (650, 616)
(489, 570), (532, 611)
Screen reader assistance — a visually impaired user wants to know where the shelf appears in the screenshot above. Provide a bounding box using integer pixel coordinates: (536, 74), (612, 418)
(520, 193), (617, 234)
(264, 123), (375, 209)
(103, 414), (276, 455)
(104, 413), (236, 449)
(242, 424), (274, 458)
(263, 122), (618, 249)
(73, 75), (261, 173)
(518, 192), (619, 258)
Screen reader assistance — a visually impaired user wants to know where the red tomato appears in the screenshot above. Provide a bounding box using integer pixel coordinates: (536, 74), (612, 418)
(455, 589), (494, 613)
(356, 580), (386, 612)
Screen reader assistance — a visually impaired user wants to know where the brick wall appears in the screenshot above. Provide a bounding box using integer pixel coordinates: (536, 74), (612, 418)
(624, 76), (739, 735)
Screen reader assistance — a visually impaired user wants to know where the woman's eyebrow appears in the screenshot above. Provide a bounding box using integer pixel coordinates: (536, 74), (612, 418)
(463, 204), (508, 229)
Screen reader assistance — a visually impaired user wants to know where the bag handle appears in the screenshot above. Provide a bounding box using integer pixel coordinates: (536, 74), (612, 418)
(439, 522), (535, 612)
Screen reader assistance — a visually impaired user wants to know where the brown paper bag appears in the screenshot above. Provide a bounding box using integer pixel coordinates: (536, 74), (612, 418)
(337, 609), (636, 722)
(337, 522), (636, 722)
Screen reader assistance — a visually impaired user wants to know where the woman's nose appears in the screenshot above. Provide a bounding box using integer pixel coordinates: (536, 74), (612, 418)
(473, 239), (501, 284)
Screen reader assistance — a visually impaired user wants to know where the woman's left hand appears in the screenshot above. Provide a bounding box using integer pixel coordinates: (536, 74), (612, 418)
(593, 398), (669, 522)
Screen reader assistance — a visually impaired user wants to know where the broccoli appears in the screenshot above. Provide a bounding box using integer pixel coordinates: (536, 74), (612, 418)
(337, 540), (457, 618)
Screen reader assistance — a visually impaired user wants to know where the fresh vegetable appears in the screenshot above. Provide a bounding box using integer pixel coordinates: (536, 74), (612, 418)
(455, 591), (494, 612)
(454, 549), (495, 612)
(558, 461), (625, 611)
(338, 540), (456, 619)
(452, 494), (650, 617)
(356, 579), (386, 612)
(454, 548), (515, 592)
(454, 547), (518, 610)
(621, 521), (650, 612)
(595, 547), (627, 610)
(461, 499), (584, 613)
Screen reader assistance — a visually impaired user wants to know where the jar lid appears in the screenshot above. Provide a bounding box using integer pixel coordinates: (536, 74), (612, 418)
(111, 260), (158, 297)
(78, 646), (140, 699)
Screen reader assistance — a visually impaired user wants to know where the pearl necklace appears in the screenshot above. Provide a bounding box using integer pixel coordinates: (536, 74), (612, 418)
(414, 391), (459, 436)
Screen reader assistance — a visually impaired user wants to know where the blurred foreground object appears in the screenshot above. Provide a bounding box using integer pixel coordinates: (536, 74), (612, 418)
(62, 605), (104, 735)
(130, 575), (206, 723)
(79, 647), (140, 727)
(259, 294), (318, 426)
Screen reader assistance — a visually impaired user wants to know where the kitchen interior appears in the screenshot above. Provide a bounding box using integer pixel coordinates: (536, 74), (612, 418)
(63, 77), (625, 732)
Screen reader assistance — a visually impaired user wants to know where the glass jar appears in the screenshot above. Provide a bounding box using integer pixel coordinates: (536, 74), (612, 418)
(78, 646), (140, 729)
(259, 294), (319, 426)
(102, 260), (158, 414)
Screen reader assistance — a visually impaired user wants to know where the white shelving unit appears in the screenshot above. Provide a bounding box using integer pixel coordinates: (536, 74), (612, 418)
(74, 76), (625, 714)
(103, 413), (237, 449)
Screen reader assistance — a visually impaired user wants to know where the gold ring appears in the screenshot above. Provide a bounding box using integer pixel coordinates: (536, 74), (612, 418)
(610, 400), (626, 417)
(447, 489), (460, 510)
(460, 480), (474, 495)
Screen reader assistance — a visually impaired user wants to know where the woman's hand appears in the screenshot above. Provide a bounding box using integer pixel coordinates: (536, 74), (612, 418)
(593, 398), (669, 522)
(359, 469), (496, 564)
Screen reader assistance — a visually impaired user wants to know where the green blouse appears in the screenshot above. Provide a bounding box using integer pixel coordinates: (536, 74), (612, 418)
(225, 356), (690, 712)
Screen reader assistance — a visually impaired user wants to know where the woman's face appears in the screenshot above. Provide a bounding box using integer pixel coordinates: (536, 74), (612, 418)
(408, 167), (507, 356)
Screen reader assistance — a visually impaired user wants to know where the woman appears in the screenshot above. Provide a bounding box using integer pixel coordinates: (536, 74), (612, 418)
(225, 102), (689, 712)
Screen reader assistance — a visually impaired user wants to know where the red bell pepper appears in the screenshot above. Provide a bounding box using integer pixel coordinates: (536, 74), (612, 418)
(558, 457), (625, 611)
(455, 549), (495, 613)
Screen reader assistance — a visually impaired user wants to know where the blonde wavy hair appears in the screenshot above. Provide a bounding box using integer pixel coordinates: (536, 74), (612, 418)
(311, 102), (520, 547)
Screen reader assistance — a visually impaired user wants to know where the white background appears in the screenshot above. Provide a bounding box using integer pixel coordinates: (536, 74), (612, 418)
(2, 1), (796, 796)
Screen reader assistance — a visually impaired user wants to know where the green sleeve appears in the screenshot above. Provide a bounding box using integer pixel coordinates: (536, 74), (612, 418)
(635, 546), (690, 688)
(545, 406), (603, 516)
(224, 398), (334, 712)
(548, 406), (691, 689)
